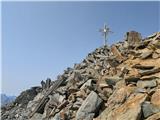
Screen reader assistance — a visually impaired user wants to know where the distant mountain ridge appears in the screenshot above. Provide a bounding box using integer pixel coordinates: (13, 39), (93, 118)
(1, 93), (16, 107)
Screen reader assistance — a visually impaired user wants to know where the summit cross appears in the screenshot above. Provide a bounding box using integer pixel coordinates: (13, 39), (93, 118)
(99, 24), (113, 46)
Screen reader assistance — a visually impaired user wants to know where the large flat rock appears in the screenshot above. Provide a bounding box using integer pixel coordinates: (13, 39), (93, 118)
(97, 93), (146, 120)
(76, 91), (102, 120)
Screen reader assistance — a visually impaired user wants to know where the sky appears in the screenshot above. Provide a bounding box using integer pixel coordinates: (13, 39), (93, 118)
(2, 1), (160, 96)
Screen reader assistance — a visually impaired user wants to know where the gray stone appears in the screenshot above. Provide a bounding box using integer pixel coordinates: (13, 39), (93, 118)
(30, 113), (43, 120)
(140, 50), (153, 59)
(48, 93), (65, 107)
(80, 79), (93, 90)
(139, 68), (160, 76)
(66, 71), (82, 87)
(142, 101), (160, 118)
(132, 64), (154, 70)
(125, 76), (140, 84)
(137, 80), (157, 88)
(134, 88), (147, 93)
(107, 57), (120, 67)
(76, 91), (102, 120)
(105, 76), (122, 86)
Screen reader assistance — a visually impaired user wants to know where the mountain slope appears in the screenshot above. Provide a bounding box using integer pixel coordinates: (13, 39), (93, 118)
(1, 31), (160, 120)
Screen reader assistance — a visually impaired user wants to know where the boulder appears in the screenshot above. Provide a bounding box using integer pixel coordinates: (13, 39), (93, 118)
(76, 91), (102, 120)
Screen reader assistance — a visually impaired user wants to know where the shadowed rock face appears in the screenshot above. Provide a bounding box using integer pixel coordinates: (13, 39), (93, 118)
(1, 32), (160, 120)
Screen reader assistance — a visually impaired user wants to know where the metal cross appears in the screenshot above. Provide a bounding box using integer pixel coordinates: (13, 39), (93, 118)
(99, 24), (113, 46)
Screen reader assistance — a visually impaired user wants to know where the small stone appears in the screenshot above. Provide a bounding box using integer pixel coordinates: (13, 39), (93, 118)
(125, 76), (140, 84)
(68, 94), (76, 103)
(134, 88), (147, 93)
(80, 79), (93, 90)
(72, 101), (82, 110)
(137, 80), (157, 88)
(140, 50), (153, 59)
(76, 90), (87, 99)
(68, 86), (78, 93)
(152, 52), (160, 59)
(15, 114), (19, 118)
(105, 76), (122, 86)
(30, 113), (43, 120)
(99, 83), (109, 89)
(145, 112), (160, 120)
(142, 101), (160, 118)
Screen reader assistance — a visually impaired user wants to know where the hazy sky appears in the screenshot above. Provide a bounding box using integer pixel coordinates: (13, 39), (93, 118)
(2, 1), (159, 96)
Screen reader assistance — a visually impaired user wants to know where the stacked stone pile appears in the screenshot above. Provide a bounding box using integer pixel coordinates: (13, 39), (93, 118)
(1, 31), (160, 120)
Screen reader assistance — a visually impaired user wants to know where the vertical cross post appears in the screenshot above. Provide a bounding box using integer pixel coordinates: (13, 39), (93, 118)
(99, 24), (113, 46)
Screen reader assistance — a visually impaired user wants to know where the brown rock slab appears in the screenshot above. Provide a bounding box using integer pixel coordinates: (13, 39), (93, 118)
(97, 93), (147, 120)
(107, 86), (136, 108)
(111, 45), (125, 62)
(151, 89), (160, 106)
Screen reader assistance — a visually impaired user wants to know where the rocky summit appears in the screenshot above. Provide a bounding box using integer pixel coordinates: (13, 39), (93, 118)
(1, 31), (160, 120)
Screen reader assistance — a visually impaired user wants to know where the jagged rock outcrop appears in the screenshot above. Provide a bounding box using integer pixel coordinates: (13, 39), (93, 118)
(1, 31), (160, 120)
